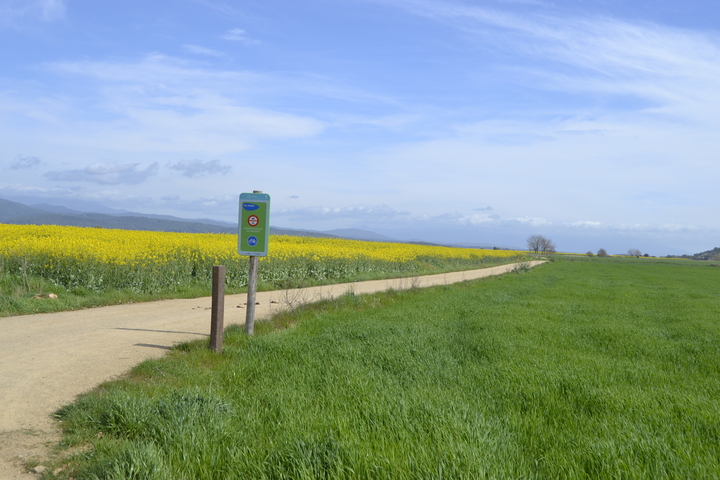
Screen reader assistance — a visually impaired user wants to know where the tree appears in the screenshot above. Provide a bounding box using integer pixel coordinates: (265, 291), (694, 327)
(527, 235), (555, 254)
(628, 248), (642, 257)
(543, 238), (556, 254)
(527, 235), (544, 253)
(597, 248), (609, 257)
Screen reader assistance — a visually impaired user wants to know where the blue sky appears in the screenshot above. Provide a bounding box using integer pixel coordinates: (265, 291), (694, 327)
(2, 0), (719, 254)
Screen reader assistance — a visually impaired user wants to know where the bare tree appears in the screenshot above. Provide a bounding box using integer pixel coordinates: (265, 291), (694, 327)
(542, 238), (556, 254)
(527, 235), (545, 253)
(597, 248), (609, 257)
(527, 235), (555, 253)
(527, 235), (555, 254)
(628, 248), (642, 257)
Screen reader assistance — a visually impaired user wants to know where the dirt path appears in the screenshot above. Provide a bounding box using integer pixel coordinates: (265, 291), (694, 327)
(0, 261), (542, 478)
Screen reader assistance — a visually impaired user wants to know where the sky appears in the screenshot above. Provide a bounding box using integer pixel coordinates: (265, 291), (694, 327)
(1, 0), (719, 254)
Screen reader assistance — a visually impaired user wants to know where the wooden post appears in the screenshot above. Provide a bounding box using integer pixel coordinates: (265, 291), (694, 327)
(210, 265), (225, 352)
(245, 255), (259, 335)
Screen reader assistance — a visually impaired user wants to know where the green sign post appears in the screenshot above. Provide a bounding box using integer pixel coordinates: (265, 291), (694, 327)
(238, 191), (270, 335)
(238, 192), (271, 256)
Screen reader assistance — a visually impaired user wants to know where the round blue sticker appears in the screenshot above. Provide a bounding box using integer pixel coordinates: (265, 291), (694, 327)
(243, 203), (260, 211)
(247, 236), (258, 247)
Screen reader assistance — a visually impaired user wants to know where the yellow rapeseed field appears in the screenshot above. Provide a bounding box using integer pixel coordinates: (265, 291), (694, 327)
(0, 224), (523, 292)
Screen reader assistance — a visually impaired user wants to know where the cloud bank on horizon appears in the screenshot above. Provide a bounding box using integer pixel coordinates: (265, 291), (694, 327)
(1, 0), (719, 254)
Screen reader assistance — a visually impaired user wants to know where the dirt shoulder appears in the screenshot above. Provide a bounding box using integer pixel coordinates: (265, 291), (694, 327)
(0, 261), (543, 478)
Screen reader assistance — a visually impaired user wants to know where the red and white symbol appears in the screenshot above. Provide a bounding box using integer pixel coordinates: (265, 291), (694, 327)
(247, 215), (259, 227)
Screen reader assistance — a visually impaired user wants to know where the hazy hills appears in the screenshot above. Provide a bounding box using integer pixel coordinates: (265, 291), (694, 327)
(0, 198), (239, 234)
(0, 198), (338, 239)
(669, 247), (720, 261)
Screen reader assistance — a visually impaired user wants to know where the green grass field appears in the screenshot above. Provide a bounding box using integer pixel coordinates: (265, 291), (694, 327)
(53, 258), (720, 479)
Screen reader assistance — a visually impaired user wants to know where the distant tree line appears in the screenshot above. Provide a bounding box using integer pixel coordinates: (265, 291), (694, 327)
(667, 246), (720, 261)
(524, 236), (720, 260)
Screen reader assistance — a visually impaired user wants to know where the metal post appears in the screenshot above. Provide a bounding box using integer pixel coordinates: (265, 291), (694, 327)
(210, 265), (225, 352)
(245, 255), (259, 335)
(243, 189), (263, 336)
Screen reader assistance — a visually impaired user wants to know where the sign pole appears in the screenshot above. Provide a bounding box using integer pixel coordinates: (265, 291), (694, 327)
(245, 255), (259, 335)
(239, 190), (269, 336)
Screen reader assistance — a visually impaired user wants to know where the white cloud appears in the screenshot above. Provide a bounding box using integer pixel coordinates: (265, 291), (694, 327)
(44, 162), (159, 185)
(447, 213), (550, 227)
(568, 221), (602, 228)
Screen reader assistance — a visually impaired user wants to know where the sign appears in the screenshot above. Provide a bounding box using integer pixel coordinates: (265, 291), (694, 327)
(238, 192), (270, 256)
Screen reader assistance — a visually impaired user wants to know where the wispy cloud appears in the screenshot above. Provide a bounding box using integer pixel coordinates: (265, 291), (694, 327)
(42, 55), (325, 154)
(44, 162), (159, 185)
(381, 0), (720, 117)
(222, 28), (258, 44)
(183, 44), (226, 58)
(169, 159), (231, 178)
(192, 0), (242, 16)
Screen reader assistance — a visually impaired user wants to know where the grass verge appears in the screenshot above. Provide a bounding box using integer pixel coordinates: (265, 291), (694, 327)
(0, 257), (517, 317)
(51, 259), (720, 479)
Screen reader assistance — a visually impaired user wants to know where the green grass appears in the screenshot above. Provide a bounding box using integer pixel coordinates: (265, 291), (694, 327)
(53, 260), (720, 479)
(0, 256), (518, 317)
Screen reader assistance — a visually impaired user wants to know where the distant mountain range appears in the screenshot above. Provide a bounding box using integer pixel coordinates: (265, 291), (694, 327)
(0, 198), (242, 234)
(0, 197), (384, 241)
